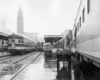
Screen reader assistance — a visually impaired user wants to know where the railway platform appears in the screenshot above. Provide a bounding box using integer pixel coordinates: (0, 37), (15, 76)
(1, 52), (100, 80)
(0, 32), (9, 57)
(0, 52), (9, 57)
(14, 57), (56, 80)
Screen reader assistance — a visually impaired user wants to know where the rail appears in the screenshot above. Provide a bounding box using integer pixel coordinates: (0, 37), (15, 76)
(10, 52), (42, 80)
(71, 57), (95, 80)
(0, 51), (37, 63)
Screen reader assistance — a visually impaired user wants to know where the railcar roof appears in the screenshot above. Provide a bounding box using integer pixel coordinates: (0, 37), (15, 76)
(8, 33), (36, 43)
(0, 32), (9, 40)
(44, 35), (63, 44)
(8, 33), (23, 39)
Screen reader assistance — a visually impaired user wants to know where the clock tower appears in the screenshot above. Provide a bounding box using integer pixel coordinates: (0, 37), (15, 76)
(17, 6), (24, 34)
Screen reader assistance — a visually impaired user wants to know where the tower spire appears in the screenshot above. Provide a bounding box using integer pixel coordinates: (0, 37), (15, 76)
(19, 6), (22, 11)
(17, 6), (24, 34)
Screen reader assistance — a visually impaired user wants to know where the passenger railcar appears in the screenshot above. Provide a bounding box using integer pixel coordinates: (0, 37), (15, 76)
(51, 39), (62, 54)
(71, 0), (100, 67)
(53, 30), (72, 51)
(43, 43), (53, 57)
(43, 43), (52, 53)
(8, 33), (36, 55)
(36, 42), (44, 51)
(63, 30), (72, 51)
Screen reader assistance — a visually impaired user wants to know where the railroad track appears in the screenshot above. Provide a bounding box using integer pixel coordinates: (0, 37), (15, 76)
(10, 52), (42, 80)
(83, 63), (100, 80)
(0, 56), (14, 61)
(13, 52), (38, 64)
(71, 57), (95, 80)
(0, 51), (37, 63)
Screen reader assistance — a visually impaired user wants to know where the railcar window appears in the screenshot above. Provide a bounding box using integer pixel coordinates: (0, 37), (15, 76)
(77, 23), (78, 31)
(11, 40), (15, 42)
(22, 40), (23, 43)
(74, 27), (77, 39)
(80, 17), (81, 27)
(87, 0), (90, 14)
(18, 40), (22, 43)
(77, 22), (79, 31)
(82, 8), (85, 22)
(78, 22), (80, 30)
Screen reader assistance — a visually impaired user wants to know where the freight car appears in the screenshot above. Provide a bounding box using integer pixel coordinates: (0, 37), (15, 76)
(8, 33), (36, 55)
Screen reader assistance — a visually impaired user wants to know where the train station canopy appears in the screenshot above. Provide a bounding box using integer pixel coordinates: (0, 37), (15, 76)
(44, 35), (63, 45)
(0, 32), (8, 40)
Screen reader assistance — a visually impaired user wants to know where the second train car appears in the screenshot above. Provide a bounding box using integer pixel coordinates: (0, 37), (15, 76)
(8, 33), (36, 55)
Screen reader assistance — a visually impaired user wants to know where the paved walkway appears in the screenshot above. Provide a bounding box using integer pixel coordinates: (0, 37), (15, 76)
(15, 56), (56, 80)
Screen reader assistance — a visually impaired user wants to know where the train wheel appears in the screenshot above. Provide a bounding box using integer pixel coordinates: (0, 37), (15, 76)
(80, 55), (83, 63)
(9, 50), (14, 56)
(76, 53), (79, 60)
(24, 50), (26, 54)
(21, 50), (24, 55)
(10, 51), (14, 56)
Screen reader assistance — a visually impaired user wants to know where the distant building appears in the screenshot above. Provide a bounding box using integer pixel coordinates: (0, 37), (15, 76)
(1, 17), (11, 34)
(17, 6), (24, 34)
(38, 37), (44, 42)
(1, 17), (5, 31)
(24, 32), (38, 43)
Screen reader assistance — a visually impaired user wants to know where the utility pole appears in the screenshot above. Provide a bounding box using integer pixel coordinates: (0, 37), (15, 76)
(53, 15), (54, 28)
(53, 15), (55, 35)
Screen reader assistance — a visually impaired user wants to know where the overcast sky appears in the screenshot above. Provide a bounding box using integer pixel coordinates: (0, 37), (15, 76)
(0, 0), (80, 37)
